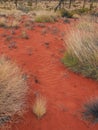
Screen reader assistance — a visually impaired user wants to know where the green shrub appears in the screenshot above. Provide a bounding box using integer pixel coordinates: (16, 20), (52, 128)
(83, 98), (98, 123)
(62, 53), (78, 67)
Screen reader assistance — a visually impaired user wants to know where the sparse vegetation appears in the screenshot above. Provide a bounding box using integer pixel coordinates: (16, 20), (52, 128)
(33, 95), (47, 119)
(0, 56), (28, 125)
(0, 0), (98, 128)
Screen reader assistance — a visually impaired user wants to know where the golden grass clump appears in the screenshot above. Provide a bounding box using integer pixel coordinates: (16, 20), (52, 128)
(62, 16), (98, 79)
(5, 20), (19, 29)
(34, 10), (59, 23)
(35, 14), (57, 23)
(0, 17), (19, 29)
(0, 56), (28, 123)
(0, 17), (6, 27)
(33, 95), (47, 119)
(10, 20), (19, 28)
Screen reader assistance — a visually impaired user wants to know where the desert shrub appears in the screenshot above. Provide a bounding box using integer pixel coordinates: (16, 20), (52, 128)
(0, 56), (28, 125)
(73, 8), (90, 15)
(60, 9), (74, 18)
(83, 98), (98, 123)
(62, 53), (78, 67)
(35, 15), (57, 23)
(33, 95), (47, 119)
(62, 16), (98, 80)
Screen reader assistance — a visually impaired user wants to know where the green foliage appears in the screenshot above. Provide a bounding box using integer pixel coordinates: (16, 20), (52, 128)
(62, 53), (78, 67)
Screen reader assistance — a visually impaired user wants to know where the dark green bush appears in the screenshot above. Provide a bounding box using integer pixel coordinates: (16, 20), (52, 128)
(83, 98), (98, 123)
(60, 9), (74, 18)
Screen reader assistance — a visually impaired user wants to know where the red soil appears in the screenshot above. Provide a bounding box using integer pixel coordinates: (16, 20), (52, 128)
(0, 19), (98, 130)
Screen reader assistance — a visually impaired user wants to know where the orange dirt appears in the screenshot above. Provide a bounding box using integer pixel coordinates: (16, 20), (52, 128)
(0, 19), (98, 130)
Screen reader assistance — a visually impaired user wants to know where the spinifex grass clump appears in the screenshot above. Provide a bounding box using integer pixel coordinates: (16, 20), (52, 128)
(62, 16), (98, 80)
(83, 98), (98, 123)
(0, 56), (28, 125)
(35, 15), (57, 23)
(33, 95), (47, 119)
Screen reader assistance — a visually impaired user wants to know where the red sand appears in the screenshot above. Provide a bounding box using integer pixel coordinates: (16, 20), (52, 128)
(0, 20), (98, 130)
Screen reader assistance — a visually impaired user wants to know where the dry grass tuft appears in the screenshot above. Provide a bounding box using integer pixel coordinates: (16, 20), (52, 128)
(33, 95), (47, 119)
(35, 15), (57, 23)
(21, 31), (29, 39)
(62, 16), (98, 79)
(0, 17), (19, 29)
(0, 55), (28, 125)
(34, 10), (59, 23)
(0, 17), (6, 27)
(9, 20), (19, 28)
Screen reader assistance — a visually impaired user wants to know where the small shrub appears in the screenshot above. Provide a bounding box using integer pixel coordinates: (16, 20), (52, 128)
(35, 15), (57, 23)
(33, 95), (47, 119)
(60, 9), (73, 18)
(73, 8), (90, 15)
(62, 52), (78, 67)
(0, 56), (28, 125)
(83, 98), (98, 123)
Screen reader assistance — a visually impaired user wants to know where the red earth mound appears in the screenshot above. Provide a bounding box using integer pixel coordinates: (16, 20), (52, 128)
(0, 19), (98, 130)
